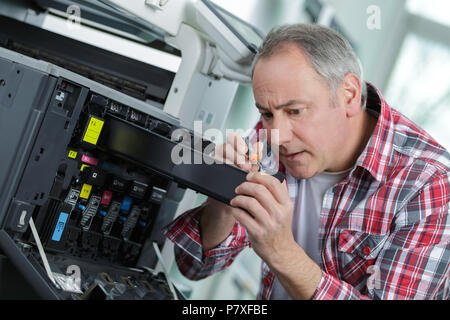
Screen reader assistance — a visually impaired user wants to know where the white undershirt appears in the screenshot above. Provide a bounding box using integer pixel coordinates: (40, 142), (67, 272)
(270, 169), (350, 300)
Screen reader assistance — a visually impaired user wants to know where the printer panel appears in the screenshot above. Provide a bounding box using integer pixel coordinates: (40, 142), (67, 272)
(0, 55), (183, 299)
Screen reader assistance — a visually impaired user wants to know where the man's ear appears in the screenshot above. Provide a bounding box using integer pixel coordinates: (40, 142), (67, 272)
(341, 73), (362, 118)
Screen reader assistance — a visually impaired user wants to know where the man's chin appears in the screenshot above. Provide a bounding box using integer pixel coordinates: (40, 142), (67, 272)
(283, 163), (316, 180)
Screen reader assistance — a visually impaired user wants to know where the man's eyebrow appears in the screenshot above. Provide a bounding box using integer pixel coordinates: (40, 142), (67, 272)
(255, 99), (308, 111)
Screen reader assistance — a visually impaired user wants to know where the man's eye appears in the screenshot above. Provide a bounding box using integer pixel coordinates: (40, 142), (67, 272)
(261, 113), (273, 119)
(287, 109), (301, 116)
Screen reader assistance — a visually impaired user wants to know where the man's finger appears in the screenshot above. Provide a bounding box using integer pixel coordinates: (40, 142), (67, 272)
(227, 132), (248, 155)
(246, 171), (288, 204)
(228, 206), (261, 235)
(250, 163), (260, 173)
(214, 143), (251, 170)
(235, 181), (278, 216)
(230, 195), (270, 225)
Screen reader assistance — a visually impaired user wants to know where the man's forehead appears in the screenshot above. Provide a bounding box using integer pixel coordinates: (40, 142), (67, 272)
(252, 72), (313, 109)
(253, 54), (317, 90)
(255, 99), (310, 111)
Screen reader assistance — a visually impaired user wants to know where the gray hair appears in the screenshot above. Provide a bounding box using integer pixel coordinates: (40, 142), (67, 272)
(254, 24), (367, 109)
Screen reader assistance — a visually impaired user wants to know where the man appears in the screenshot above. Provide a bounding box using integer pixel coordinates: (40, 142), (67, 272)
(163, 24), (450, 299)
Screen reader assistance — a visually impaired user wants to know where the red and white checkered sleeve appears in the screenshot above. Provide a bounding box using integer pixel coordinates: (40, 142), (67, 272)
(162, 201), (250, 280)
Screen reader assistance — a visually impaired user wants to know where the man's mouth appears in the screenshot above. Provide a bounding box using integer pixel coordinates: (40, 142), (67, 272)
(280, 151), (305, 161)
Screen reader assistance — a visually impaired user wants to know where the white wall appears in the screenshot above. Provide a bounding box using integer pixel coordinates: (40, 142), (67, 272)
(322, 0), (408, 91)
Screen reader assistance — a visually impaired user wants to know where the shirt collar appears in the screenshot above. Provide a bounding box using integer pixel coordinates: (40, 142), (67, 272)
(354, 82), (395, 183)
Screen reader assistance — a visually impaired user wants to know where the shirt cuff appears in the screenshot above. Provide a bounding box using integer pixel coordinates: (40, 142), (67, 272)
(162, 202), (249, 264)
(311, 270), (365, 300)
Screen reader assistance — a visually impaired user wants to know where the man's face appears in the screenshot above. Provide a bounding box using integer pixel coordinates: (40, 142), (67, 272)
(252, 44), (350, 179)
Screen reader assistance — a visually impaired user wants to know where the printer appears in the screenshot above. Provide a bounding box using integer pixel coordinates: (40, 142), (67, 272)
(0, 0), (269, 299)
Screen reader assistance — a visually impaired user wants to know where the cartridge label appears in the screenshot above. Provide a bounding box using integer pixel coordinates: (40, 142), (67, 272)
(82, 117), (104, 145)
(101, 190), (113, 205)
(51, 212), (69, 242)
(80, 184), (92, 199)
(81, 154), (98, 166)
(68, 150), (78, 159)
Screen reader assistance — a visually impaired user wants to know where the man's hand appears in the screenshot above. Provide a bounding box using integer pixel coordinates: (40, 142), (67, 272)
(230, 171), (322, 299)
(230, 171), (295, 265)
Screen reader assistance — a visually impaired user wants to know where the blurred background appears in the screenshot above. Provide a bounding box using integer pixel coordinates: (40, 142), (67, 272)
(167, 0), (450, 299)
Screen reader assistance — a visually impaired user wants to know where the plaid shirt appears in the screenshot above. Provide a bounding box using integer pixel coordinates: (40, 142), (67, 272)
(162, 83), (450, 300)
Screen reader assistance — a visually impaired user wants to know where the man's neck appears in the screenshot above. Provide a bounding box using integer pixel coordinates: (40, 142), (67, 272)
(353, 109), (378, 164)
(331, 108), (378, 172)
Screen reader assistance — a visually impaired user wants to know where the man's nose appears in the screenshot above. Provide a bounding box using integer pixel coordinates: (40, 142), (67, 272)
(271, 116), (292, 146)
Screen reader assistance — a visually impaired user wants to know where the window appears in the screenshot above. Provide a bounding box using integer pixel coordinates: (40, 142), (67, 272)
(385, 0), (450, 149)
(406, 0), (450, 27)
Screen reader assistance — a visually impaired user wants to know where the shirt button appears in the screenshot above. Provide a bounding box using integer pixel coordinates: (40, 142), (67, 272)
(362, 246), (371, 256)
